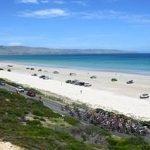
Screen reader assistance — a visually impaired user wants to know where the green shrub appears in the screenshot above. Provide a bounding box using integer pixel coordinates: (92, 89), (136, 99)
(27, 120), (42, 126)
(86, 126), (111, 136)
(33, 110), (44, 116)
(64, 116), (80, 126)
(0, 88), (95, 150)
(107, 137), (150, 150)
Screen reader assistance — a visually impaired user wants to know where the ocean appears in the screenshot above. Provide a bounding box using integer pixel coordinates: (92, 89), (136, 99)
(0, 53), (150, 75)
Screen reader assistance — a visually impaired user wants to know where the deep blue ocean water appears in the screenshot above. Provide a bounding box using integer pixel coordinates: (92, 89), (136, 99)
(0, 54), (150, 75)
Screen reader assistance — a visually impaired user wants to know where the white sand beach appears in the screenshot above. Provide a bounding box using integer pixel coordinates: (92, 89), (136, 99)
(0, 141), (24, 150)
(0, 62), (150, 121)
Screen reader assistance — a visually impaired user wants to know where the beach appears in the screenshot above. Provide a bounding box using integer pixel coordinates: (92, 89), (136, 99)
(0, 141), (24, 150)
(0, 62), (150, 121)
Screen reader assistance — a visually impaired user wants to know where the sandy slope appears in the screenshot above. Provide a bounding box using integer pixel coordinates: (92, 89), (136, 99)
(0, 141), (24, 150)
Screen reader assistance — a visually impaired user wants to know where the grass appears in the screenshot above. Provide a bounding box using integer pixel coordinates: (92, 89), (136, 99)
(86, 126), (111, 137)
(0, 81), (150, 150)
(0, 88), (94, 150)
(64, 116), (80, 126)
(107, 136), (150, 150)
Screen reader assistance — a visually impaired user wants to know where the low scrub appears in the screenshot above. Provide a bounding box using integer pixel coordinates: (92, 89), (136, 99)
(64, 116), (80, 126)
(0, 88), (94, 149)
(107, 137), (150, 150)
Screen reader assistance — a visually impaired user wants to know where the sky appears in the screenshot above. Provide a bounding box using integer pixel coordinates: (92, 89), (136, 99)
(0, 0), (150, 52)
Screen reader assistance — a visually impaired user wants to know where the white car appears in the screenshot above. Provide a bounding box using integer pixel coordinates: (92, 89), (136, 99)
(16, 86), (25, 92)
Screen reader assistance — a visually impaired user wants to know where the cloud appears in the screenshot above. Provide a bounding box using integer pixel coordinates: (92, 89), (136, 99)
(77, 10), (150, 23)
(52, 0), (87, 6)
(0, 35), (48, 46)
(18, 7), (150, 24)
(78, 10), (119, 19)
(19, 0), (38, 3)
(18, 0), (49, 4)
(0, 35), (46, 42)
(53, 0), (65, 4)
(40, 0), (49, 3)
(8, 42), (23, 46)
(120, 14), (150, 23)
(99, 0), (119, 3)
(71, 0), (87, 6)
(19, 8), (69, 18)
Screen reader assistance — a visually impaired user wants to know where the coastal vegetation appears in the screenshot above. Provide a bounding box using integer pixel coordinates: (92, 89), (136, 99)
(107, 136), (150, 150)
(0, 88), (94, 149)
(0, 82), (150, 149)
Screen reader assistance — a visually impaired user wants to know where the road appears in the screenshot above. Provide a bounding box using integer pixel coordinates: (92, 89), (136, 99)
(0, 83), (68, 115)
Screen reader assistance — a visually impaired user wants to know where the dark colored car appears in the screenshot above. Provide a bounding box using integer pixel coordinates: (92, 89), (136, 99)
(78, 82), (85, 86)
(111, 78), (118, 82)
(7, 69), (11, 72)
(39, 75), (46, 78)
(26, 90), (36, 97)
(90, 75), (97, 79)
(66, 80), (72, 83)
(53, 71), (59, 74)
(140, 94), (149, 99)
(126, 80), (134, 84)
(71, 80), (79, 84)
(32, 73), (37, 76)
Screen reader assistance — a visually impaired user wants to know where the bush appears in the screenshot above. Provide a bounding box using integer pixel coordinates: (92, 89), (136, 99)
(86, 126), (111, 136)
(0, 88), (95, 150)
(64, 116), (80, 126)
(33, 110), (44, 116)
(107, 137), (150, 150)
(27, 120), (42, 127)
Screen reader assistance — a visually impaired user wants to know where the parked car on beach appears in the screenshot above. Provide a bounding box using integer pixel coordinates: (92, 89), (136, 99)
(84, 83), (92, 87)
(111, 78), (118, 82)
(65, 80), (92, 87)
(126, 80), (134, 84)
(140, 94), (149, 99)
(39, 75), (50, 80)
(90, 75), (97, 79)
(32, 73), (37, 76)
(66, 80), (72, 83)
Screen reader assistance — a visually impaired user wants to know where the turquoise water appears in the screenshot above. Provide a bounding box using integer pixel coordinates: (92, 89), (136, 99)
(0, 54), (150, 75)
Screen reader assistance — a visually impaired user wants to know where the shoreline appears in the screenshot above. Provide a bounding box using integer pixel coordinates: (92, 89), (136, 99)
(1, 60), (150, 76)
(0, 62), (150, 121)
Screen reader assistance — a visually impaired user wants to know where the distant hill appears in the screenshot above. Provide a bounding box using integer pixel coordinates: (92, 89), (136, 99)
(0, 45), (126, 55)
